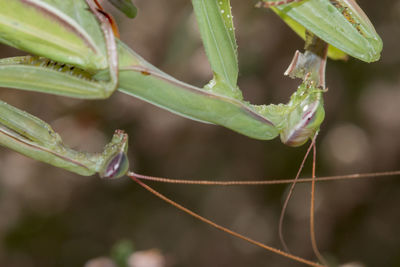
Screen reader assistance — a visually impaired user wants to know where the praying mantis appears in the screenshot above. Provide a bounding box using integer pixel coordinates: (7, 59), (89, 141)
(0, 0), (394, 266)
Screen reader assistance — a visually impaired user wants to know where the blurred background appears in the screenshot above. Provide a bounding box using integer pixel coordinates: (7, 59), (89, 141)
(0, 0), (400, 266)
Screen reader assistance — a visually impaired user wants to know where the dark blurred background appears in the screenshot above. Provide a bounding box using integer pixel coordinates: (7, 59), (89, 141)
(0, 0), (400, 266)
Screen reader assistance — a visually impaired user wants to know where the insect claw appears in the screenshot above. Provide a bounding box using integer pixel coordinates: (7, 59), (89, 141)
(99, 129), (130, 179)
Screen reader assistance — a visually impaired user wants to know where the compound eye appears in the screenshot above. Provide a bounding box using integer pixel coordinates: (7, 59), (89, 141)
(100, 152), (129, 179)
(306, 113), (316, 124)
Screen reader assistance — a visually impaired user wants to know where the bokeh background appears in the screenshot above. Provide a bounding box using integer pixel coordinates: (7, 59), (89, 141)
(0, 0), (400, 266)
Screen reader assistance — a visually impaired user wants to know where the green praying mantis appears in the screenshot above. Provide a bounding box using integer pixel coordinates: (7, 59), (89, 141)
(0, 0), (384, 266)
(0, 0), (382, 178)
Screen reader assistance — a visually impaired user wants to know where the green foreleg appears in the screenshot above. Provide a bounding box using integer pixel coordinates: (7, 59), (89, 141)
(0, 100), (129, 178)
(0, 56), (113, 99)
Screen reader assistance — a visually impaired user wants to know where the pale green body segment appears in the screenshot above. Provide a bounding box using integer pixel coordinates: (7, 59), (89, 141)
(0, 0), (377, 176)
(267, 0), (382, 62)
(118, 64), (280, 140)
(0, 0), (107, 70)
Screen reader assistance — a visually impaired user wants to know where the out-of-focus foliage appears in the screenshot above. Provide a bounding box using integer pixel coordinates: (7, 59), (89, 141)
(108, 0), (137, 18)
(0, 1), (399, 266)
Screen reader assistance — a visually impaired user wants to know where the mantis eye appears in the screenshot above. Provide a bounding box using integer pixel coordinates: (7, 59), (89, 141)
(280, 96), (325, 147)
(100, 152), (129, 179)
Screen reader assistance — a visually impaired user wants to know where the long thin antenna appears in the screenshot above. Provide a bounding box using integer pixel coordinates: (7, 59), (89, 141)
(127, 172), (325, 267)
(131, 170), (400, 186)
(310, 138), (328, 265)
(279, 134), (318, 252)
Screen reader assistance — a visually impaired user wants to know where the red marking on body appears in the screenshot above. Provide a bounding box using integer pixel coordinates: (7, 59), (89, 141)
(93, 0), (104, 10)
(141, 70), (151, 76)
(96, 9), (120, 38)
(93, 0), (120, 38)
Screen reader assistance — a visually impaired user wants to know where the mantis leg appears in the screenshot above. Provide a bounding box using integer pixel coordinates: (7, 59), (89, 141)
(0, 0), (118, 100)
(0, 100), (129, 178)
(0, 56), (114, 99)
(0, 0), (324, 147)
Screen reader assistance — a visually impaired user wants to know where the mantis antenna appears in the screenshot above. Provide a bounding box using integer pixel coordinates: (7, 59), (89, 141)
(126, 171), (325, 267)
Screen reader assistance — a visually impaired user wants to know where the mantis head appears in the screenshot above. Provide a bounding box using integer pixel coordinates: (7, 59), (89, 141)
(280, 82), (325, 147)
